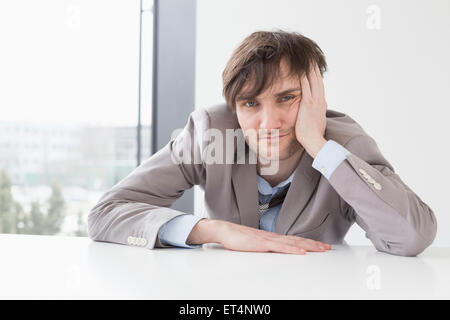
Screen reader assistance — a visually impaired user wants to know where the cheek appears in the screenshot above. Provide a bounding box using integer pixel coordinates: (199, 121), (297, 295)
(236, 111), (258, 132)
(285, 102), (299, 127)
(236, 113), (260, 148)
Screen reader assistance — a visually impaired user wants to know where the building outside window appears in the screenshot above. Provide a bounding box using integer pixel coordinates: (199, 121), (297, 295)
(0, 0), (154, 237)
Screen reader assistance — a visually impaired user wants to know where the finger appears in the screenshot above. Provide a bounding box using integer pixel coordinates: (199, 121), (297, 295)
(304, 237), (332, 250)
(261, 230), (332, 251)
(287, 237), (329, 252)
(313, 63), (325, 102)
(265, 240), (306, 255)
(312, 64), (327, 123)
(308, 62), (320, 101)
(287, 235), (331, 251)
(300, 69), (312, 102)
(270, 234), (330, 252)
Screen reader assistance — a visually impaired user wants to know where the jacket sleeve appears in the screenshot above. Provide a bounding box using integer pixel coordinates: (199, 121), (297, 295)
(87, 108), (209, 249)
(327, 134), (437, 257)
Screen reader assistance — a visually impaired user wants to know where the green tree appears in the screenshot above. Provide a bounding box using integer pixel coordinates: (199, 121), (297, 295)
(0, 169), (14, 233)
(1, 170), (67, 236)
(13, 201), (30, 234)
(44, 182), (66, 235)
(29, 201), (46, 234)
(22, 184), (66, 236)
(0, 169), (29, 234)
(73, 210), (87, 237)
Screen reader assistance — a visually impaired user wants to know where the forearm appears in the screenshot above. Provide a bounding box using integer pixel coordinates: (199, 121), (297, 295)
(88, 200), (186, 249)
(326, 136), (437, 256)
(186, 218), (224, 245)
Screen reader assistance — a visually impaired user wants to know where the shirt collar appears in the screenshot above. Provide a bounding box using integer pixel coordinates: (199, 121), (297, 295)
(257, 169), (296, 196)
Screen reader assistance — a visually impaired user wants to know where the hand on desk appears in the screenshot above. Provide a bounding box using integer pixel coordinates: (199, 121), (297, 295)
(186, 218), (331, 255)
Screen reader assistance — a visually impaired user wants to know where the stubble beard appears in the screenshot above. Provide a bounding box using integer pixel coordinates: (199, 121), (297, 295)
(259, 135), (302, 160)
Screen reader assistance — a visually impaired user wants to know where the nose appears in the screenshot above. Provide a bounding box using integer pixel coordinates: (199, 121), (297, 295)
(259, 105), (282, 132)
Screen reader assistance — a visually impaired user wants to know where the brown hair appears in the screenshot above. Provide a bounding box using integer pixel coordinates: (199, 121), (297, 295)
(222, 30), (328, 110)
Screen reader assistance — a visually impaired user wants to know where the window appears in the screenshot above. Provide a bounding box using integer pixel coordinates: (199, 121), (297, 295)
(0, 0), (154, 237)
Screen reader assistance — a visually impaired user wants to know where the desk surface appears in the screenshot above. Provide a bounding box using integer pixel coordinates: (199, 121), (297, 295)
(0, 233), (448, 299)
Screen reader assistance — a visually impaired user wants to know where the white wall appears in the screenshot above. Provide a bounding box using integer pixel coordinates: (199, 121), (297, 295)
(194, 0), (450, 246)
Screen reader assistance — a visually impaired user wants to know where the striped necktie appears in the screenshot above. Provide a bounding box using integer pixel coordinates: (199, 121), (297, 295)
(258, 184), (290, 215)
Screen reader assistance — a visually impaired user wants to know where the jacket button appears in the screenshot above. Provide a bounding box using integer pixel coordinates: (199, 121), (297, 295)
(374, 183), (382, 190)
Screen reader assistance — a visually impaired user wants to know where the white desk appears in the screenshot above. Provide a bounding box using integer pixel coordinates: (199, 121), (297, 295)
(0, 233), (448, 299)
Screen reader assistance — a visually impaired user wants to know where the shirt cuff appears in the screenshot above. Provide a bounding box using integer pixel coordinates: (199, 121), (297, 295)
(312, 139), (351, 180)
(157, 214), (204, 248)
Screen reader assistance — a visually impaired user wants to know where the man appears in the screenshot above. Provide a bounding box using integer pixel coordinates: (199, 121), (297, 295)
(88, 30), (437, 256)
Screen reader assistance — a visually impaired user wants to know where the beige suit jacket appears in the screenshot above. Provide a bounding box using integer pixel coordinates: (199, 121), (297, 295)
(88, 103), (437, 256)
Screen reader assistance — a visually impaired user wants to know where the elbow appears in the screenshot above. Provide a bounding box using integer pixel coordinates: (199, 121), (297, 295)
(86, 199), (123, 241)
(398, 238), (433, 257)
(390, 206), (438, 257)
(401, 211), (438, 257)
(385, 230), (436, 257)
(87, 212), (98, 240)
(87, 205), (103, 241)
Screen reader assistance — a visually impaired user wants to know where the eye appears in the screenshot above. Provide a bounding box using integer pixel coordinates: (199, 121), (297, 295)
(244, 101), (257, 108)
(281, 95), (294, 102)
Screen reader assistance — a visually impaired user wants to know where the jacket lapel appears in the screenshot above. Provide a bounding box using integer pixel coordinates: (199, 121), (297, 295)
(230, 112), (339, 234)
(275, 149), (322, 235)
(231, 140), (322, 233)
(231, 147), (259, 229)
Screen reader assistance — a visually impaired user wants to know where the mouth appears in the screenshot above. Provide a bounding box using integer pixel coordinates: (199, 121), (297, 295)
(260, 133), (289, 141)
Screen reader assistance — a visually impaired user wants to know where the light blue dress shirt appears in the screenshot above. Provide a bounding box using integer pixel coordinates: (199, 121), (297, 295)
(157, 139), (351, 248)
(257, 170), (294, 232)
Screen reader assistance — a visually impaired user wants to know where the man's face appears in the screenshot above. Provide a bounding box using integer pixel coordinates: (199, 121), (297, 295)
(235, 60), (303, 162)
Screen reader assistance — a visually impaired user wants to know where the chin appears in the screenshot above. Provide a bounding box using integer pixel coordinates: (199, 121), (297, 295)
(258, 147), (290, 161)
